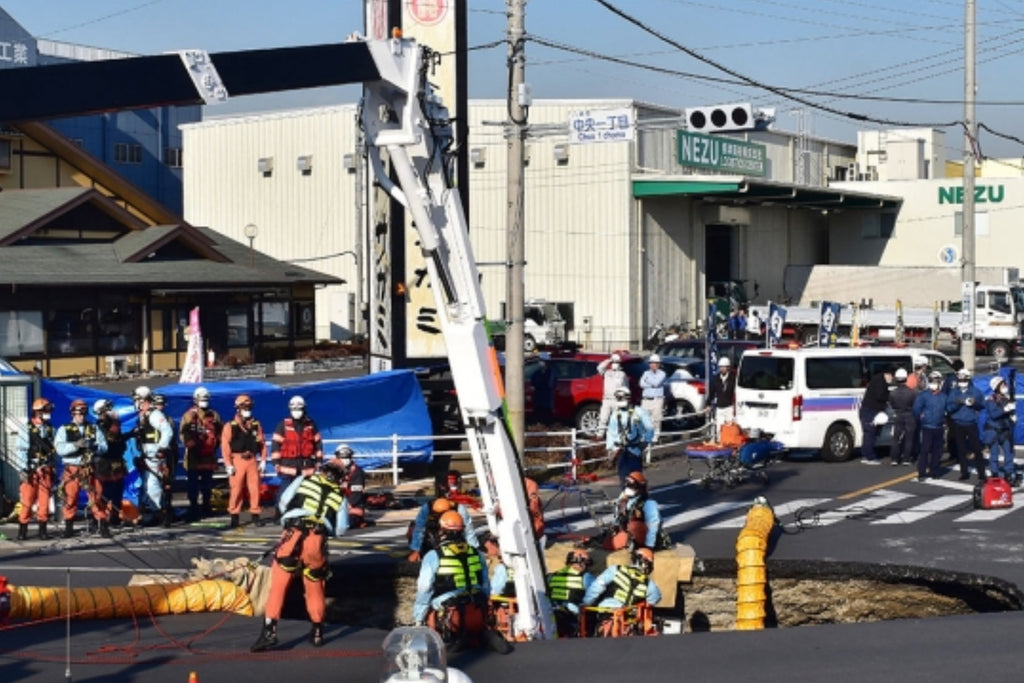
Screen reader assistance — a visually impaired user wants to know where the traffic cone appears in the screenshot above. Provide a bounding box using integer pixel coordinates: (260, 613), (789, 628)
(188, 672), (199, 683)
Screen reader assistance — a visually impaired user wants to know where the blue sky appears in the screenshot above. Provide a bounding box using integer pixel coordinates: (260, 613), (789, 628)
(6, 0), (1024, 158)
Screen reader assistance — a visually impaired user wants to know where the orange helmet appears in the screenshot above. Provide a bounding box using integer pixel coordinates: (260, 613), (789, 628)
(625, 471), (646, 487)
(431, 498), (453, 515)
(70, 399), (88, 414)
(32, 398), (53, 413)
(633, 547), (655, 573)
(234, 394), (253, 410)
(438, 510), (464, 532)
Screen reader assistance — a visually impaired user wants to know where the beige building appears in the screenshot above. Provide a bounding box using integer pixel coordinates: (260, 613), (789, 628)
(184, 100), (904, 352)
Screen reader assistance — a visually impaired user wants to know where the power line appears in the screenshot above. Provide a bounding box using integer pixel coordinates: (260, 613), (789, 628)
(38, 0), (166, 38)
(590, 0), (962, 128)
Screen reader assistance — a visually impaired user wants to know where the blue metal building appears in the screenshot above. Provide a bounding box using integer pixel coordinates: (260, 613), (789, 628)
(0, 7), (199, 215)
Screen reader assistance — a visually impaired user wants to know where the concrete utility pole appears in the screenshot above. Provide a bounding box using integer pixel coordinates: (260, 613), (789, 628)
(506, 0), (528, 453)
(962, 0), (977, 370)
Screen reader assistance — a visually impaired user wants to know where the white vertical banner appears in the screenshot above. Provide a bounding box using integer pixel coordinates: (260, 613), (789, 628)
(402, 0), (459, 360)
(180, 307), (204, 384)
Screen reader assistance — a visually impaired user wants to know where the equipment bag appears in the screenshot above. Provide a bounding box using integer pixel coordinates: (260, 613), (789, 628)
(973, 477), (1013, 510)
(737, 440), (771, 470)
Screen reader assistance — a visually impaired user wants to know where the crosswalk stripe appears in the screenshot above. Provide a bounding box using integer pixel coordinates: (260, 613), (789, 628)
(955, 505), (1018, 522)
(705, 498), (832, 529)
(870, 494), (970, 525)
(660, 500), (750, 528)
(814, 489), (914, 526)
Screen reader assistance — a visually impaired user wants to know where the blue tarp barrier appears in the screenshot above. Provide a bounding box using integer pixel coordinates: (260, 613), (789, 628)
(40, 370), (432, 505)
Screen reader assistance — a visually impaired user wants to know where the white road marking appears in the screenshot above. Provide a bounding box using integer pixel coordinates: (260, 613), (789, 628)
(871, 494), (971, 525)
(704, 498), (832, 529)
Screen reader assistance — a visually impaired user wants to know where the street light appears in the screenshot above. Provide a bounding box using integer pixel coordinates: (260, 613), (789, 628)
(243, 223), (259, 267)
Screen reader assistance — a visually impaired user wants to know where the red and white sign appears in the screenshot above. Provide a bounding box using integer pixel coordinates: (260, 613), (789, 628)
(367, 0), (389, 40)
(408, 0), (448, 26)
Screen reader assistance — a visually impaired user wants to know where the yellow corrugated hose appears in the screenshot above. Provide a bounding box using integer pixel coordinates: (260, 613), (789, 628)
(9, 579), (253, 621)
(735, 497), (775, 630)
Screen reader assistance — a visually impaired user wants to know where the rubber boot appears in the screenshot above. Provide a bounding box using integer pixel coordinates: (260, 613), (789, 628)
(63, 520), (74, 539)
(99, 519), (111, 539)
(38, 522), (49, 540)
(250, 619), (278, 652)
(229, 514), (240, 529)
(17, 523), (28, 541)
(309, 622), (325, 647)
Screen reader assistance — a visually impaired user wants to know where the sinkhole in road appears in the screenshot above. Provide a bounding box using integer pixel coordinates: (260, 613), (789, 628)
(307, 557), (1024, 633)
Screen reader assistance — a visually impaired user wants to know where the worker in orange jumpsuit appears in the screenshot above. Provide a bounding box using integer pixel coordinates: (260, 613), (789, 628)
(250, 457), (349, 652)
(55, 399), (108, 538)
(15, 398), (57, 541)
(270, 395), (323, 520)
(221, 394), (267, 528)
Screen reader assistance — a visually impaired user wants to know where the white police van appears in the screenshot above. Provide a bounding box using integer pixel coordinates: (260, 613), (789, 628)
(733, 347), (955, 462)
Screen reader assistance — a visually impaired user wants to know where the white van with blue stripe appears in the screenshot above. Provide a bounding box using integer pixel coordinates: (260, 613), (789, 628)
(733, 347), (955, 461)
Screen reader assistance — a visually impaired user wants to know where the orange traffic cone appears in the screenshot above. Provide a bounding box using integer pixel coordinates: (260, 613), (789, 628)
(188, 673), (199, 683)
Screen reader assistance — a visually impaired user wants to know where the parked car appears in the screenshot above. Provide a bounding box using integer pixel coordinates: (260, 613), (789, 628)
(653, 338), (760, 367)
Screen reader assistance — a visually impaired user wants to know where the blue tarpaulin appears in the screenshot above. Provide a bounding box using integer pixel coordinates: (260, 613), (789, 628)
(40, 370), (432, 505)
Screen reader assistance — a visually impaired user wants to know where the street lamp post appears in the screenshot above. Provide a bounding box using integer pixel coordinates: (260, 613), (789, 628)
(244, 223), (258, 268)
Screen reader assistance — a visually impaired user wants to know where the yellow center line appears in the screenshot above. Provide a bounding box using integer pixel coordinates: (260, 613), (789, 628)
(837, 471), (918, 500)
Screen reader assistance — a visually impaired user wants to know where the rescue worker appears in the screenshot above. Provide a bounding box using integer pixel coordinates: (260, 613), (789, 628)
(270, 395), (323, 518)
(605, 387), (654, 485)
(250, 456), (349, 652)
(333, 443), (371, 528)
(524, 476), (545, 543)
(603, 471), (665, 552)
(946, 368), (986, 481)
(92, 399), (128, 528)
(909, 355), (929, 391)
(639, 354), (667, 442)
(180, 386), (224, 521)
(131, 386), (174, 526)
(595, 353), (629, 435)
(582, 546), (662, 610)
(481, 533), (513, 598)
(221, 394), (268, 528)
(983, 376), (1016, 481)
(54, 399), (108, 538)
(708, 357), (737, 439)
(408, 471), (479, 562)
(412, 510), (490, 646)
(15, 398), (57, 541)
(888, 368), (917, 467)
(912, 371), (948, 482)
(859, 365), (894, 465)
(546, 547), (596, 637)
(151, 394), (179, 525)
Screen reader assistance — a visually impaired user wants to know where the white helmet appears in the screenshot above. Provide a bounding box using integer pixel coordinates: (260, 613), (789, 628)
(193, 386), (211, 403)
(894, 368), (908, 382)
(92, 398), (112, 417)
(613, 387), (630, 399)
(913, 355), (928, 368)
(132, 385), (152, 401)
(648, 354), (661, 364)
(610, 353), (622, 364)
(991, 376), (1006, 392)
(334, 443), (354, 464)
(288, 395), (306, 411)
(718, 357), (731, 368)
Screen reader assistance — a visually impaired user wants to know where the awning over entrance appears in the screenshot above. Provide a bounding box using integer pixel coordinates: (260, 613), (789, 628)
(632, 175), (903, 211)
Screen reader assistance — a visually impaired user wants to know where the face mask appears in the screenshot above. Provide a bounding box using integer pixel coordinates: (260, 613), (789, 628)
(958, 381), (969, 389)
(929, 382), (940, 392)
(197, 400), (209, 409)
(240, 409), (252, 419)
(41, 413), (51, 422)
(1000, 385), (1010, 395)
(290, 410), (303, 420)
(617, 399), (628, 409)
(611, 363), (620, 371)
(624, 486), (639, 498)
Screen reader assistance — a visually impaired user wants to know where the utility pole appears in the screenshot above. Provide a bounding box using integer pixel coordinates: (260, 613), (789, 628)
(506, 0), (528, 454)
(962, 0), (977, 370)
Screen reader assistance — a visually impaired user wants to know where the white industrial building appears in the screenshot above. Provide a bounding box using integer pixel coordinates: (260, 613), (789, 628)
(181, 100), (971, 352)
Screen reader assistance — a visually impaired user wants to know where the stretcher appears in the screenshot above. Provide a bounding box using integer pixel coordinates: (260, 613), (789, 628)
(684, 439), (782, 490)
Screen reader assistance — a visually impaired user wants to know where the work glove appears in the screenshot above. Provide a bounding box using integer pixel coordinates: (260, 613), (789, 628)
(407, 550), (422, 563)
(965, 398), (974, 406)
(1005, 402), (1017, 414)
(258, 460), (267, 475)
(19, 469), (30, 483)
(226, 465), (236, 477)
(871, 412), (889, 426)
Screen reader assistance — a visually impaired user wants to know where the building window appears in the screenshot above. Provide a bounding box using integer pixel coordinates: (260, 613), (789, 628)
(860, 213), (896, 239)
(96, 304), (139, 354)
(47, 308), (96, 356)
(254, 301), (290, 340)
(954, 211), (990, 237)
(114, 142), (143, 165)
(0, 138), (11, 171)
(0, 311), (44, 357)
(227, 305), (249, 347)
(164, 147), (183, 168)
